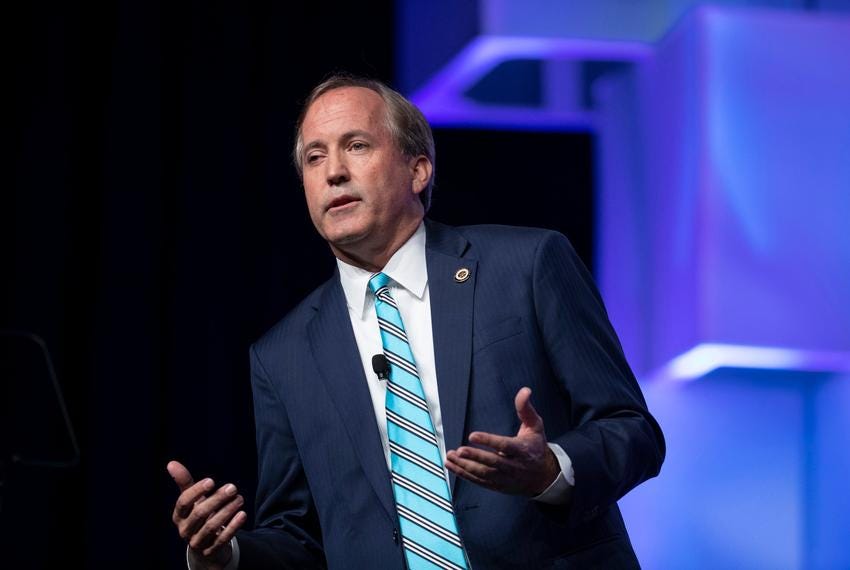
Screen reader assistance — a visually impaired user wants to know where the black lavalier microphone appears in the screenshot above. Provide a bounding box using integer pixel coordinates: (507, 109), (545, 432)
(372, 354), (390, 381)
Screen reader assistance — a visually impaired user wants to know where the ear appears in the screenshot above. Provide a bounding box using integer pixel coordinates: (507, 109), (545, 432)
(409, 155), (433, 196)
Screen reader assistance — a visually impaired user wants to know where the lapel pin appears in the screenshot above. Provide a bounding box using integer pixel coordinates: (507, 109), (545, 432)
(454, 268), (471, 283)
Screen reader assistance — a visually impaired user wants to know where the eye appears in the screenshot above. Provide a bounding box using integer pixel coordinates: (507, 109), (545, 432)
(349, 141), (369, 152)
(305, 152), (324, 165)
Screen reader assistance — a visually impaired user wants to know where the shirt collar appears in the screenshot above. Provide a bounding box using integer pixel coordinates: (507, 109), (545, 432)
(336, 221), (427, 317)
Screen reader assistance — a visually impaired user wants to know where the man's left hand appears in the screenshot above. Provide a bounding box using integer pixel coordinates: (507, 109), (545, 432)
(446, 387), (560, 496)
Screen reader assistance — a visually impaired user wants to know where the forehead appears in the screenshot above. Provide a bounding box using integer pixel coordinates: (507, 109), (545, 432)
(301, 86), (389, 140)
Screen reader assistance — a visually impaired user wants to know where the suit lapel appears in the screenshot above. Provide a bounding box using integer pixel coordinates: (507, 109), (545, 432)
(425, 220), (477, 492)
(307, 276), (396, 521)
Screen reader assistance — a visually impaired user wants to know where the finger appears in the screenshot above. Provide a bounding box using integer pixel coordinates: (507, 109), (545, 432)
(190, 494), (245, 552)
(514, 387), (543, 431)
(467, 431), (523, 456)
(446, 450), (498, 480)
(181, 483), (238, 536)
(203, 506), (248, 557)
(445, 458), (498, 490)
(454, 446), (515, 469)
(202, 510), (248, 558)
(167, 460), (195, 492)
(174, 478), (215, 521)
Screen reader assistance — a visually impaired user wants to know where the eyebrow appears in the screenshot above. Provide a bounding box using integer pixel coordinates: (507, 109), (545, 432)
(302, 130), (374, 156)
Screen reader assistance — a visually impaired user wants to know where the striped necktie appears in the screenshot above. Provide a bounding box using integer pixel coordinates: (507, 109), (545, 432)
(368, 272), (469, 570)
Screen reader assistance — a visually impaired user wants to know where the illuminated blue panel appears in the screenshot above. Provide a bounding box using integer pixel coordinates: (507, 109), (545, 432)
(597, 8), (850, 568)
(597, 8), (850, 379)
(479, 0), (812, 42)
(620, 368), (850, 569)
(809, 373), (850, 569)
(620, 368), (809, 568)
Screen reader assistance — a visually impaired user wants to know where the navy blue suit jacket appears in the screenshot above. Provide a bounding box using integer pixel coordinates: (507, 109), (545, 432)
(237, 220), (664, 569)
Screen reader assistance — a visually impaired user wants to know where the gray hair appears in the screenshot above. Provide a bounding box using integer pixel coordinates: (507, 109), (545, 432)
(293, 74), (436, 212)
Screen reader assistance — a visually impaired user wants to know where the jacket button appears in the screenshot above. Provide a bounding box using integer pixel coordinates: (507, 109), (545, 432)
(393, 528), (399, 545)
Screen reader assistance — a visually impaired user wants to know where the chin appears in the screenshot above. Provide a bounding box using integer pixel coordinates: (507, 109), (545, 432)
(323, 223), (370, 247)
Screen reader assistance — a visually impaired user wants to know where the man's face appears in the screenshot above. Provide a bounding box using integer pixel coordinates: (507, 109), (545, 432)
(299, 86), (427, 260)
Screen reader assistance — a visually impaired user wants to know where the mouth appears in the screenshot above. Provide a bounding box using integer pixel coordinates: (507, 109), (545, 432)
(326, 195), (360, 213)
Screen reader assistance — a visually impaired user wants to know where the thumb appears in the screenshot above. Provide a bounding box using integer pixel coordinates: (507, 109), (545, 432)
(167, 460), (195, 492)
(515, 387), (543, 432)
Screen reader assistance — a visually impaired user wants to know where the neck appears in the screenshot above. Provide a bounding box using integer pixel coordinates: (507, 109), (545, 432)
(331, 217), (422, 272)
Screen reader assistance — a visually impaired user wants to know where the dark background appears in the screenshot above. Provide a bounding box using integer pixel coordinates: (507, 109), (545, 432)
(3, 1), (593, 567)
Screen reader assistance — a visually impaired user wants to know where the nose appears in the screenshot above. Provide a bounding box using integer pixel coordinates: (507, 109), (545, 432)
(326, 150), (350, 187)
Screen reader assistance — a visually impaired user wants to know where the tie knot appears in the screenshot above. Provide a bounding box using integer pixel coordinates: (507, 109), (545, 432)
(368, 272), (391, 295)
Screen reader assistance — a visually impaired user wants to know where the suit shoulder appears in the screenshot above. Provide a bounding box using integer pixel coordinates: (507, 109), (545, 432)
(454, 223), (563, 241)
(452, 223), (570, 257)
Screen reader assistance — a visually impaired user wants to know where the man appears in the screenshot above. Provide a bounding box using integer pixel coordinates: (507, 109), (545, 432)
(168, 75), (664, 569)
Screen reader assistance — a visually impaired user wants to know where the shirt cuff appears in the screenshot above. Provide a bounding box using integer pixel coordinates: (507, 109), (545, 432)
(532, 443), (575, 505)
(186, 537), (240, 570)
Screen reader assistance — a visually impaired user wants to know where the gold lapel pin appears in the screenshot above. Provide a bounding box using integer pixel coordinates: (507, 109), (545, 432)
(454, 267), (471, 283)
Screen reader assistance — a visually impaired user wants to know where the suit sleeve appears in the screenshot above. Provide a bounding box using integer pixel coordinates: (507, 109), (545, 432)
(233, 345), (327, 569)
(532, 231), (665, 526)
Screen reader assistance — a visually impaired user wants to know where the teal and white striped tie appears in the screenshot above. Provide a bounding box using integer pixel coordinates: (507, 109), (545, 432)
(368, 272), (469, 570)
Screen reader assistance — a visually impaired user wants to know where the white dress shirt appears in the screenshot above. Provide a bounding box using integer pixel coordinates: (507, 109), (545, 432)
(190, 222), (574, 570)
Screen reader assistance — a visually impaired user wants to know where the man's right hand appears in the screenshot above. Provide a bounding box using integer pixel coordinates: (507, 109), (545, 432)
(167, 460), (247, 570)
